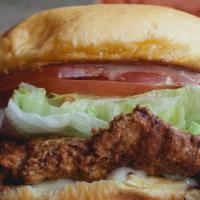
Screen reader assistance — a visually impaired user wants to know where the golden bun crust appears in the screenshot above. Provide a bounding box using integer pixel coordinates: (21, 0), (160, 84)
(1, 4), (200, 75)
(1, 174), (198, 200)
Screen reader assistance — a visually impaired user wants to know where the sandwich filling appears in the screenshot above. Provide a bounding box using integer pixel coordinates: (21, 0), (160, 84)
(1, 105), (200, 189)
(1, 62), (200, 107)
(3, 83), (200, 137)
(1, 64), (200, 190)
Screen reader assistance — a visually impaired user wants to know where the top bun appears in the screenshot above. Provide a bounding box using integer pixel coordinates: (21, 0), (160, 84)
(1, 4), (200, 75)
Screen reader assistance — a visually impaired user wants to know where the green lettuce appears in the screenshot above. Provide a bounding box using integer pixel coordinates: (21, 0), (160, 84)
(5, 83), (200, 137)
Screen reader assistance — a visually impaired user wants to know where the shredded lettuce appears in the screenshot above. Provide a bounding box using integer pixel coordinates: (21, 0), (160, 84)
(5, 83), (200, 137)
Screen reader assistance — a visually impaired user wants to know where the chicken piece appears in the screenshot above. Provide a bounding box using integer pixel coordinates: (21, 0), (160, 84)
(82, 106), (200, 180)
(81, 112), (142, 181)
(0, 105), (200, 185)
(127, 106), (200, 176)
(22, 138), (88, 184)
(21, 109), (143, 184)
(0, 141), (26, 181)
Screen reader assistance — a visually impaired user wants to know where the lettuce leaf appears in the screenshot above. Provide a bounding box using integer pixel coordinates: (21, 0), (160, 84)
(5, 83), (200, 137)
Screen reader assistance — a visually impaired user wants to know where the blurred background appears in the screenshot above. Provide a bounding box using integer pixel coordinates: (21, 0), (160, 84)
(0, 0), (94, 32)
(1, 0), (200, 33)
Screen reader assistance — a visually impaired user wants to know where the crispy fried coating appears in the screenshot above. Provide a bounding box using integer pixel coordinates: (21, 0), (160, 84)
(0, 141), (26, 181)
(23, 138), (88, 184)
(81, 112), (142, 181)
(131, 107), (200, 176)
(0, 105), (200, 185)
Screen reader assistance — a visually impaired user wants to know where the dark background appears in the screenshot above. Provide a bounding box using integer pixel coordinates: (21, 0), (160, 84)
(0, 0), (94, 33)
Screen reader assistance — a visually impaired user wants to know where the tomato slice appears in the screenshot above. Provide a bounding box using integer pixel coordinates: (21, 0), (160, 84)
(34, 79), (178, 96)
(1, 62), (200, 90)
(0, 62), (199, 107)
(0, 79), (178, 108)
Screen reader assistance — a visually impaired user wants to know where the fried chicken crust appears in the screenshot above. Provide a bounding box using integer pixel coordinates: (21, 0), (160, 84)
(0, 105), (200, 185)
(23, 138), (88, 184)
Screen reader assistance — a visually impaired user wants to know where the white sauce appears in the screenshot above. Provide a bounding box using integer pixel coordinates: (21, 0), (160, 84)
(31, 167), (199, 193)
(107, 167), (146, 182)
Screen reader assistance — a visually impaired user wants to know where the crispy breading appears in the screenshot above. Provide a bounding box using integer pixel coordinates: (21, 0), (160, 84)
(81, 112), (142, 181)
(0, 141), (26, 181)
(129, 106), (200, 176)
(23, 138), (88, 184)
(0, 105), (200, 185)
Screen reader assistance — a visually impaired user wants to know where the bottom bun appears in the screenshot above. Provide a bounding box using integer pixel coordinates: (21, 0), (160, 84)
(0, 174), (199, 200)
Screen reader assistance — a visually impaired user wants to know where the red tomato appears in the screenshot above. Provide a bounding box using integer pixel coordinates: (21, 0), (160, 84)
(1, 62), (199, 107)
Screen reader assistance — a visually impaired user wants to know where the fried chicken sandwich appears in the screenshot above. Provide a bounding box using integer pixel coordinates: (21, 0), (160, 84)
(1, 4), (200, 200)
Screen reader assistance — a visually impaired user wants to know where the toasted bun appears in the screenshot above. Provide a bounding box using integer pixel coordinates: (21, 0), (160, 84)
(1, 4), (200, 75)
(1, 174), (199, 200)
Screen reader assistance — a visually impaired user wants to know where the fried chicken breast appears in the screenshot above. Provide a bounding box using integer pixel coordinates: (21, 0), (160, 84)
(0, 105), (200, 186)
